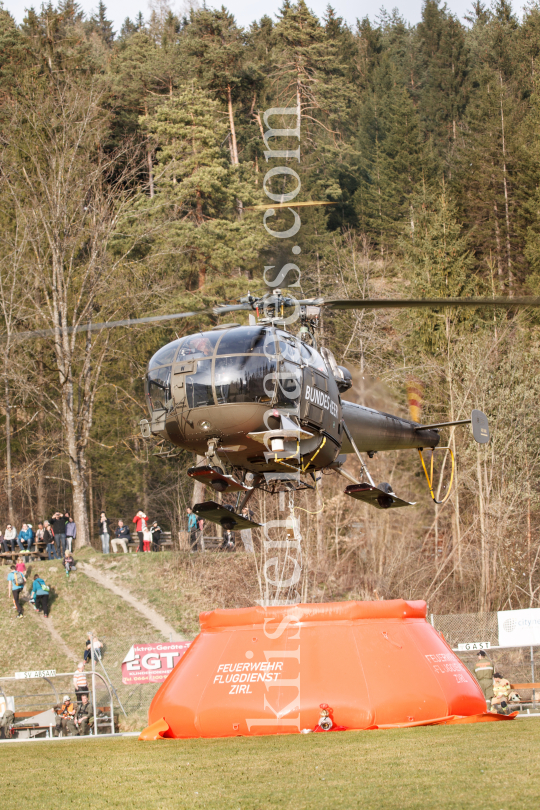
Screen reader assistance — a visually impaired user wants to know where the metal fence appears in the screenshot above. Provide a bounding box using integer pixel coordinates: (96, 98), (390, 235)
(0, 639), (163, 729)
(432, 611), (539, 691)
(86, 638), (163, 722)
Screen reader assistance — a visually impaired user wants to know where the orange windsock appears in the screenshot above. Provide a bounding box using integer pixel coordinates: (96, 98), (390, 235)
(407, 378), (423, 423)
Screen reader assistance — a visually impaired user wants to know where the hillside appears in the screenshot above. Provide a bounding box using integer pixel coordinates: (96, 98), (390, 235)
(0, 549), (273, 723)
(0, 551), (186, 724)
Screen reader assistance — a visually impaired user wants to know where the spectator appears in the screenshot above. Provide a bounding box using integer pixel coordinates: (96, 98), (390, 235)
(84, 634), (103, 663)
(64, 550), (75, 578)
(3, 524), (17, 553)
(73, 662), (89, 702)
(65, 515), (77, 552)
(50, 511), (68, 556)
(491, 672), (512, 714)
(35, 523), (45, 553)
(132, 510), (148, 553)
(54, 695), (77, 737)
(30, 573), (50, 617)
(7, 564), (25, 618)
(17, 523), (34, 554)
(240, 507), (254, 552)
(187, 507), (198, 552)
(474, 650), (494, 709)
(150, 521), (162, 551)
(111, 520), (130, 553)
(220, 528), (235, 551)
(143, 525), (152, 552)
(74, 694), (91, 735)
(99, 512), (111, 554)
(43, 520), (57, 560)
(15, 558), (26, 575)
(0, 693), (14, 739)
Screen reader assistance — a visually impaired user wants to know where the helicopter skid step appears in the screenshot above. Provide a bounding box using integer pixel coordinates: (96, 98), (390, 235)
(193, 501), (261, 530)
(345, 483), (416, 510)
(187, 466), (251, 493)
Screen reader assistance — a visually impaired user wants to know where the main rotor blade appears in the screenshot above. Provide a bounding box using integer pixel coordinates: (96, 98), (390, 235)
(323, 297), (540, 310)
(213, 303), (254, 315)
(244, 201), (337, 211)
(10, 310), (211, 343)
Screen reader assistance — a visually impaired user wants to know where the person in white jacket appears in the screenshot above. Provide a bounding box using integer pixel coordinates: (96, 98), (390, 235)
(2, 524), (17, 553)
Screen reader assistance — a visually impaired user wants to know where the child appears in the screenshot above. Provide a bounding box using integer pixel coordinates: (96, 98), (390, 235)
(64, 551), (76, 577)
(15, 559), (27, 574)
(142, 528), (152, 552)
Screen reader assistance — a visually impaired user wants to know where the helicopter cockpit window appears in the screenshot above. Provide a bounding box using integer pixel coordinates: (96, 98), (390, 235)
(215, 356), (277, 405)
(148, 340), (183, 371)
(146, 366), (172, 412)
(275, 333), (302, 365)
(275, 361), (302, 406)
(185, 358), (214, 409)
(178, 332), (220, 359)
(300, 343), (326, 373)
(216, 327), (269, 356)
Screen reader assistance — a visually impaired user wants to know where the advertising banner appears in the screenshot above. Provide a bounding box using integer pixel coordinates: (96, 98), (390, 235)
(497, 608), (540, 647)
(122, 641), (191, 685)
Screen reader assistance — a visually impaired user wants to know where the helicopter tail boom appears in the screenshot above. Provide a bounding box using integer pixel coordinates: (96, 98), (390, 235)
(341, 401), (440, 453)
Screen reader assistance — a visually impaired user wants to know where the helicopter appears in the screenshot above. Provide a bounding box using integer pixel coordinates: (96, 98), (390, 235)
(131, 290), (539, 533)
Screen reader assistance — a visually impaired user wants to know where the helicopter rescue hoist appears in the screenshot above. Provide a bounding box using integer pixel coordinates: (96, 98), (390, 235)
(138, 290), (494, 534)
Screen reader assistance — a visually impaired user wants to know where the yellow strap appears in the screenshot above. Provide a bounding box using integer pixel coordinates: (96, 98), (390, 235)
(417, 446), (455, 505)
(302, 436), (327, 473)
(275, 439), (300, 464)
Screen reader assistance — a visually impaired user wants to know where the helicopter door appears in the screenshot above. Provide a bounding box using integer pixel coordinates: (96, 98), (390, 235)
(301, 369), (327, 427)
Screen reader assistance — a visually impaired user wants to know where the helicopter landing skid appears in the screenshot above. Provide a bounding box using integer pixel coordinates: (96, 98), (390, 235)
(193, 501), (261, 530)
(345, 483), (415, 510)
(187, 466), (251, 494)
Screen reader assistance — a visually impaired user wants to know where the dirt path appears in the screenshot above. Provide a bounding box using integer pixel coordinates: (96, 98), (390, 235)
(34, 612), (79, 665)
(79, 563), (186, 641)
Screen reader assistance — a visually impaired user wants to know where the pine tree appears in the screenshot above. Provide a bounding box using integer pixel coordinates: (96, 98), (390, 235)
(141, 85), (265, 290)
(87, 1), (115, 46)
(21, 1), (96, 74)
(452, 4), (529, 290)
(413, 0), (469, 156)
(401, 183), (475, 351)
(0, 8), (33, 102)
(182, 8), (245, 164)
(354, 66), (431, 250)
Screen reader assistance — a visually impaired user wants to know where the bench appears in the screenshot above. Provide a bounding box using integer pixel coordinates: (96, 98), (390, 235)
(508, 683), (540, 710)
(10, 710), (56, 739)
(9, 707), (119, 738)
(123, 532), (173, 553)
(0, 548), (49, 565)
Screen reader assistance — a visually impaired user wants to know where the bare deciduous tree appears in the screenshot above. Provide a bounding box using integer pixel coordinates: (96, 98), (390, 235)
(0, 80), (145, 547)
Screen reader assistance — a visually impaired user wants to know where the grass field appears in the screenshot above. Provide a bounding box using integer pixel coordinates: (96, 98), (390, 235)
(2, 722), (539, 809)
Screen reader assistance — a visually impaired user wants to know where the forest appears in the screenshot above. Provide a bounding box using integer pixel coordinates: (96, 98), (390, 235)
(1, 0), (540, 613)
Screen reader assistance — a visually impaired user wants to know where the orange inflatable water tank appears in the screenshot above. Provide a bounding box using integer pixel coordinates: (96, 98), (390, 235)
(142, 599), (487, 739)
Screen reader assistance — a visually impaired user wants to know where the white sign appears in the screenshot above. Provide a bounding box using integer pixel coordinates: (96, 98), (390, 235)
(497, 608), (540, 647)
(457, 641), (491, 651)
(15, 669), (56, 680)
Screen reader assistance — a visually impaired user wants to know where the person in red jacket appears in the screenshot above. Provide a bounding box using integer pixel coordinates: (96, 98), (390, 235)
(132, 511), (148, 553)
